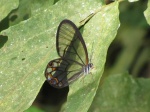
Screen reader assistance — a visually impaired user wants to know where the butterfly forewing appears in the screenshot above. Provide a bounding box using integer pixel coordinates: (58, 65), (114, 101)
(45, 19), (91, 88)
(56, 20), (89, 65)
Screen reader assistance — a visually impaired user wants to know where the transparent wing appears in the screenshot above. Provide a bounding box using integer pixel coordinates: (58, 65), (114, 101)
(45, 58), (83, 88)
(56, 19), (89, 65)
(45, 20), (90, 88)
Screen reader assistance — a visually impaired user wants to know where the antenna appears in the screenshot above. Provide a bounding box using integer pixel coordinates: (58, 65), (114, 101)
(89, 40), (95, 63)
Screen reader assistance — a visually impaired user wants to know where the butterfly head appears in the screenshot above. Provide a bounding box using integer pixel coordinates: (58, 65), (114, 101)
(89, 63), (93, 69)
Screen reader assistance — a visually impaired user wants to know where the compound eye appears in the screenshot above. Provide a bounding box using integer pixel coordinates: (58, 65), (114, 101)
(90, 63), (93, 67)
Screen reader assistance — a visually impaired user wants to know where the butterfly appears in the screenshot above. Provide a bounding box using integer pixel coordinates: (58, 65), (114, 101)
(45, 19), (93, 88)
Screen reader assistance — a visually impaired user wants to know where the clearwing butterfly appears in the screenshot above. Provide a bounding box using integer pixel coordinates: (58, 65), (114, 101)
(45, 19), (93, 88)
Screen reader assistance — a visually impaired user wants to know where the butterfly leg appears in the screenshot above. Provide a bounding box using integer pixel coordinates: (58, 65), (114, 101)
(80, 75), (85, 86)
(89, 72), (94, 80)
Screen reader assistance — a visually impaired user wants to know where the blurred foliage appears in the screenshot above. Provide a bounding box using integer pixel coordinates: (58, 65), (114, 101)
(104, 0), (150, 77)
(89, 0), (150, 112)
(89, 72), (150, 112)
(0, 0), (150, 112)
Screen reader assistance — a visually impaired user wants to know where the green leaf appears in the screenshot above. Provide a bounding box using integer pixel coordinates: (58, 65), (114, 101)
(61, 2), (120, 112)
(0, 0), (19, 21)
(24, 106), (44, 112)
(89, 73), (150, 112)
(0, 0), (119, 112)
(144, 0), (150, 25)
(128, 0), (139, 2)
(9, 0), (55, 26)
(9, 0), (31, 26)
(30, 0), (55, 16)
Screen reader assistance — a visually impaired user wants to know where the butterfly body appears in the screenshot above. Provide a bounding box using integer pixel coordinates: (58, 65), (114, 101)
(83, 63), (93, 75)
(45, 19), (93, 88)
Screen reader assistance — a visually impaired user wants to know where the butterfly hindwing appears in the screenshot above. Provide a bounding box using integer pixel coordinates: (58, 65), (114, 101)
(45, 58), (83, 88)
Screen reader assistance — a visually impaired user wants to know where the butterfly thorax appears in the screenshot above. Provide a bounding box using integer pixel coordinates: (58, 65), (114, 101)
(83, 63), (93, 75)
